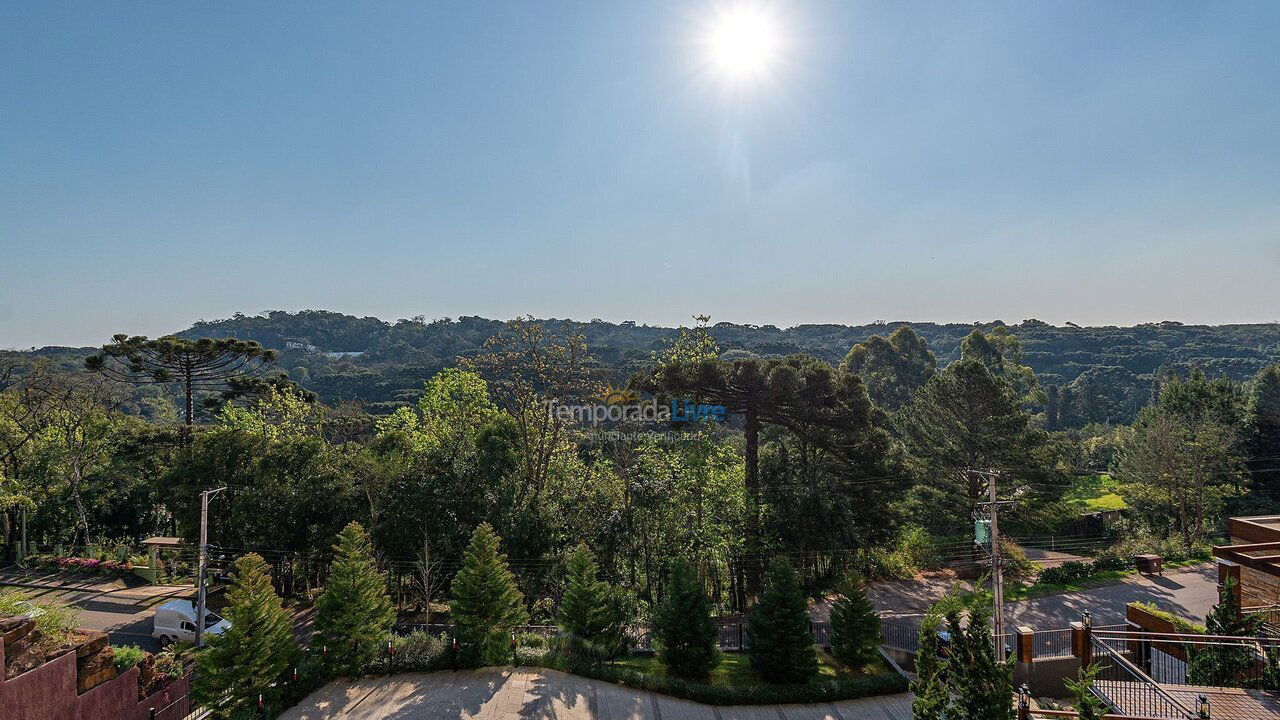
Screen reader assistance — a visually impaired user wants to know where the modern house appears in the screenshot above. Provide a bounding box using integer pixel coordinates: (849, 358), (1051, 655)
(1213, 515), (1280, 608)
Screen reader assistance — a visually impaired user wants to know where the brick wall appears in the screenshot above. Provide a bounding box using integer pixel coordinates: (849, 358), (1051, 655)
(1241, 564), (1280, 606)
(0, 637), (190, 720)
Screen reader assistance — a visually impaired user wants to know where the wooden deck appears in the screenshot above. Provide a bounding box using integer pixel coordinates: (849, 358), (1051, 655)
(1094, 680), (1280, 719)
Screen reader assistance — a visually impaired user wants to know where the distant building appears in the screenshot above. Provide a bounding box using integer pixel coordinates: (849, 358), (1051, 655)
(283, 337), (317, 352)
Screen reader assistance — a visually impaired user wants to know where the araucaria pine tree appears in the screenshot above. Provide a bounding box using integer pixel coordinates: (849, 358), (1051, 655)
(314, 521), (395, 675)
(557, 544), (629, 659)
(828, 573), (882, 669)
(746, 558), (818, 684)
(654, 558), (718, 679)
(450, 523), (529, 665)
(194, 553), (298, 718)
(909, 611), (949, 720)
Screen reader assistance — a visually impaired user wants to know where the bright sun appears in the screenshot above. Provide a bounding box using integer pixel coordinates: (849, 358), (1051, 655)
(704, 3), (781, 84)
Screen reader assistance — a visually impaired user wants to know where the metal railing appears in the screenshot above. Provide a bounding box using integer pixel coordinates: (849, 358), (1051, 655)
(880, 618), (920, 654)
(1096, 628), (1280, 689)
(1088, 634), (1198, 719)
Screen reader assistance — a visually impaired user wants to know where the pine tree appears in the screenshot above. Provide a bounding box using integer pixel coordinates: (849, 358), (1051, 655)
(450, 523), (528, 665)
(1064, 661), (1108, 720)
(910, 612), (949, 720)
(654, 558), (718, 679)
(557, 544), (629, 659)
(746, 558), (818, 684)
(828, 573), (881, 669)
(945, 598), (1014, 720)
(1188, 576), (1262, 686)
(313, 521), (395, 675)
(194, 553), (298, 717)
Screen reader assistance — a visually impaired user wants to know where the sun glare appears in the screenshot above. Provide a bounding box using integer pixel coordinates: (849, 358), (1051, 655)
(704, 3), (781, 84)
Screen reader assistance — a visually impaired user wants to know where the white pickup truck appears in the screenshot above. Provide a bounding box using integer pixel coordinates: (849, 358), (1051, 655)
(151, 599), (231, 645)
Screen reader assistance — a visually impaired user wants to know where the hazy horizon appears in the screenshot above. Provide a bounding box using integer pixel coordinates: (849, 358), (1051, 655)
(5, 306), (1279, 352)
(4, 2), (1279, 348)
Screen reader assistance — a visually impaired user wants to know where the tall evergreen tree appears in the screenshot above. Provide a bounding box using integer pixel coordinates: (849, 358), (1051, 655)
(827, 573), (881, 669)
(313, 521), (395, 675)
(194, 553), (298, 717)
(557, 544), (630, 658)
(746, 558), (818, 684)
(909, 612), (949, 720)
(944, 598), (1014, 720)
(653, 558), (718, 679)
(450, 522), (529, 665)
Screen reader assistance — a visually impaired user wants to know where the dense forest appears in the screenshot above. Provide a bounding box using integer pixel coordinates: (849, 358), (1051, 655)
(15, 310), (1280, 426)
(3, 311), (1280, 618)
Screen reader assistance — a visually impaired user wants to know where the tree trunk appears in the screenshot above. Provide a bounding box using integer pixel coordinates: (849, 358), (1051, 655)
(183, 364), (194, 447)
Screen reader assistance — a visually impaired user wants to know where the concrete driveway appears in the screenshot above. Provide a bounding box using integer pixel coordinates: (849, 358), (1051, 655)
(279, 668), (915, 720)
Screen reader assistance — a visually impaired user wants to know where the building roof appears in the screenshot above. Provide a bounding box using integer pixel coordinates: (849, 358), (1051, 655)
(140, 536), (186, 548)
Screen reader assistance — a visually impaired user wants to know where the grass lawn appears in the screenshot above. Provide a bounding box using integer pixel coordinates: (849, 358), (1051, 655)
(1004, 569), (1130, 602)
(614, 650), (882, 686)
(1062, 473), (1126, 513)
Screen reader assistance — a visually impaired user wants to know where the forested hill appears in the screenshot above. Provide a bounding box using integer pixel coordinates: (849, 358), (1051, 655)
(20, 310), (1280, 424)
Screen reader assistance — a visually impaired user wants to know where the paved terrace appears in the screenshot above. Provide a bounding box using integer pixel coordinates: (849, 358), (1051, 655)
(279, 668), (915, 720)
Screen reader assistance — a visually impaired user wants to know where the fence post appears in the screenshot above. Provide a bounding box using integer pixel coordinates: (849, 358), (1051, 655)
(1071, 620), (1092, 668)
(1016, 626), (1034, 664)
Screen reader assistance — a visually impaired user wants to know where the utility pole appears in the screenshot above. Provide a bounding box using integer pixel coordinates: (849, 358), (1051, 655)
(195, 486), (227, 648)
(987, 470), (1005, 646)
(972, 469), (1013, 650)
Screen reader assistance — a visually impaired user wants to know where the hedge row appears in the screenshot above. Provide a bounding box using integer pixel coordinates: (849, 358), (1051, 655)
(538, 655), (909, 706)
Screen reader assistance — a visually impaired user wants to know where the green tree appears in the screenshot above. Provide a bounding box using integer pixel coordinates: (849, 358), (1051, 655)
(909, 612), (948, 720)
(653, 558), (718, 679)
(1245, 364), (1280, 492)
(839, 325), (937, 410)
(746, 558), (818, 684)
(943, 593), (1014, 720)
(1188, 576), (1262, 686)
(450, 523), (529, 665)
(86, 334), (276, 438)
(194, 553), (298, 717)
(897, 359), (1055, 531)
(1064, 661), (1108, 720)
(959, 326), (1042, 406)
(557, 544), (631, 659)
(827, 573), (881, 669)
(1120, 408), (1240, 550)
(313, 522), (395, 675)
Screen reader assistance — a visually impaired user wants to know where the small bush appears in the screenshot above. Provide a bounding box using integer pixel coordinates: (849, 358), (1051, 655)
(112, 644), (147, 672)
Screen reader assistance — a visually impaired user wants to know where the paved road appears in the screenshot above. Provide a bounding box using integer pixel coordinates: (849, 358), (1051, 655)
(280, 667), (915, 720)
(0, 584), (190, 652)
(869, 563), (1218, 630)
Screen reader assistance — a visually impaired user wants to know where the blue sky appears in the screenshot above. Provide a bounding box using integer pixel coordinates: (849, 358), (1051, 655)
(2, 1), (1278, 347)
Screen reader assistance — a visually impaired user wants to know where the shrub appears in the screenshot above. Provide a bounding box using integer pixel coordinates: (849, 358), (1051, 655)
(828, 574), (881, 669)
(538, 653), (907, 705)
(747, 558), (818, 684)
(654, 558), (718, 679)
(0, 590), (83, 651)
(556, 544), (632, 660)
(112, 644), (147, 672)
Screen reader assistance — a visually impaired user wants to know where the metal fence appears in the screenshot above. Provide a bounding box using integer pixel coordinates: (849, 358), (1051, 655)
(1097, 628), (1279, 689)
(1088, 634), (1198, 719)
(880, 618), (920, 654)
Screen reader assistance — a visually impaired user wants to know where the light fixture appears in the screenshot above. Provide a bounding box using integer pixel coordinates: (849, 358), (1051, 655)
(1082, 611), (1092, 630)
(1198, 693), (1210, 719)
